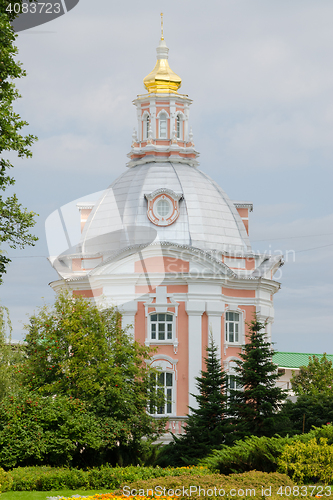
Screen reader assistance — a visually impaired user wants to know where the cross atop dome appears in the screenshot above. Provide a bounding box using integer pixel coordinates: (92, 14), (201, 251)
(127, 16), (199, 168)
(143, 13), (182, 94)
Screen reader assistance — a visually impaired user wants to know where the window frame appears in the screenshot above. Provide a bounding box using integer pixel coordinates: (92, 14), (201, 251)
(176, 114), (182, 140)
(150, 312), (174, 343)
(159, 112), (168, 139)
(149, 370), (174, 416)
(143, 113), (150, 140)
(225, 310), (242, 344)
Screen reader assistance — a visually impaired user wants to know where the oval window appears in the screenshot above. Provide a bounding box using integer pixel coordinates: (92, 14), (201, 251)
(156, 199), (170, 217)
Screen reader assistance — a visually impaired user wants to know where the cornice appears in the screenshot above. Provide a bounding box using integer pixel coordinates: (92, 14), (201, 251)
(233, 201), (253, 212)
(76, 202), (96, 211)
(126, 152), (199, 169)
(133, 93), (192, 104)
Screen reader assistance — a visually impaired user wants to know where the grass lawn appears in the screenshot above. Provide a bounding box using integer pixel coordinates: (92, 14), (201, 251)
(1, 490), (112, 500)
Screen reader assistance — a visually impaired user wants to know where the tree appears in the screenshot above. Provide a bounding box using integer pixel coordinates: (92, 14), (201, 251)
(20, 292), (165, 465)
(0, 391), (116, 469)
(157, 337), (229, 466)
(290, 353), (333, 397)
(0, 305), (22, 399)
(280, 394), (333, 435)
(229, 316), (286, 439)
(0, 2), (38, 283)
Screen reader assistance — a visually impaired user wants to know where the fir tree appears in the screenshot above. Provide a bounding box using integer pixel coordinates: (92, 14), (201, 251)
(157, 336), (229, 466)
(229, 315), (286, 439)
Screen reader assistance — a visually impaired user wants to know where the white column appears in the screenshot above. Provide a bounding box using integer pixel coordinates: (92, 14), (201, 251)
(150, 98), (156, 138)
(136, 106), (142, 141)
(184, 103), (190, 141)
(186, 300), (205, 411)
(206, 301), (224, 360)
(121, 300), (137, 340)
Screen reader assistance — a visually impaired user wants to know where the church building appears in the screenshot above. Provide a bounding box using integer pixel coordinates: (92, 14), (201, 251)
(49, 23), (284, 437)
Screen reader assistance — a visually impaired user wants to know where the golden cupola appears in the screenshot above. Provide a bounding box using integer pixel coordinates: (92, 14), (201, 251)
(143, 15), (182, 94)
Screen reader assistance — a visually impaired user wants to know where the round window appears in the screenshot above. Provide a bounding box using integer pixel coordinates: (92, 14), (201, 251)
(156, 199), (170, 217)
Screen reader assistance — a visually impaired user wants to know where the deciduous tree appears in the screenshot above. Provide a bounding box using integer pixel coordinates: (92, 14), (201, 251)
(0, 2), (38, 282)
(291, 353), (333, 397)
(0, 305), (22, 399)
(20, 292), (164, 464)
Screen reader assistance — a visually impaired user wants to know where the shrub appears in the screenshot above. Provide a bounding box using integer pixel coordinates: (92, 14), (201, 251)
(114, 471), (294, 500)
(199, 435), (291, 474)
(0, 466), (13, 492)
(9, 465), (210, 491)
(0, 392), (110, 469)
(278, 437), (333, 484)
(199, 425), (333, 476)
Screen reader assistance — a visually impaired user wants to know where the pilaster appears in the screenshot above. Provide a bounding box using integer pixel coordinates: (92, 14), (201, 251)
(206, 301), (224, 360)
(185, 300), (205, 410)
(121, 300), (138, 340)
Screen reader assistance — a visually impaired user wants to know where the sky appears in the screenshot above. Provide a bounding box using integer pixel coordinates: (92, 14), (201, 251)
(2, 0), (333, 353)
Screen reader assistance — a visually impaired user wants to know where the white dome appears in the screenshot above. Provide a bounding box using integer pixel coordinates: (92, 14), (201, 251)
(80, 162), (251, 257)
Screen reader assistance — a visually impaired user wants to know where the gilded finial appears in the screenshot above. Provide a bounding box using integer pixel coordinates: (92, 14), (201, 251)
(160, 13), (164, 40)
(143, 14), (182, 94)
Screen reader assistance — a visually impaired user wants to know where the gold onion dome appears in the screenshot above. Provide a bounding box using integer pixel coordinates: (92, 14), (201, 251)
(143, 17), (182, 93)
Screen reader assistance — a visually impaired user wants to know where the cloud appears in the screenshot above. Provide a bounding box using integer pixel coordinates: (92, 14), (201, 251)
(2, 0), (332, 353)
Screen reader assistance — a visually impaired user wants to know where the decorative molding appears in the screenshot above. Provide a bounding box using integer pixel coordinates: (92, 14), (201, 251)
(145, 189), (183, 227)
(233, 201), (254, 212)
(144, 288), (179, 353)
(76, 202), (95, 211)
(145, 188), (182, 202)
(156, 108), (170, 118)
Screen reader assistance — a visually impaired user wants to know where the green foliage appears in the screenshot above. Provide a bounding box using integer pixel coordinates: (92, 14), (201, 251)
(305, 423), (333, 443)
(200, 424), (333, 478)
(278, 437), (333, 484)
(0, 391), (123, 469)
(200, 434), (291, 474)
(0, 3), (38, 282)
(114, 471), (294, 500)
(280, 394), (333, 434)
(229, 316), (287, 439)
(19, 292), (164, 465)
(8, 465), (209, 491)
(0, 466), (13, 492)
(157, 337), (229, 466)
(0, 305), (22, 400)
(291, 353), (333, 396)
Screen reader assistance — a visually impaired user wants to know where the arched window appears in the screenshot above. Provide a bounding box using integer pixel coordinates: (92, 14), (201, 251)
(176, 115), (182, 139)
(144, 114), (150, 140)
(226, 359), (242, 401)
(149, 371), (174, 415)
(159, 112), (167, 139)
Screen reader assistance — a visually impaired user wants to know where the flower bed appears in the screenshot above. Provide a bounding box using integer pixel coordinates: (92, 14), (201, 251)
(56, 495), (176, 500)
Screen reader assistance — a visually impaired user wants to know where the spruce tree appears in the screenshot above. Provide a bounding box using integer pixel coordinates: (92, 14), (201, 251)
(157, 336), (229, 466)
(229, 315), (286, 439)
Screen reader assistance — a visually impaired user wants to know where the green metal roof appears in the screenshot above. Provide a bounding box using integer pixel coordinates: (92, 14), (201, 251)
(273, 352), (333, 369)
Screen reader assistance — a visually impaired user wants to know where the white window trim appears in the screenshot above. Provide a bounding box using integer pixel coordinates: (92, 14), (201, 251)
(149, 355), (178, 417)
(157, 109), (169, 139)
(149, 311), (175, 343)
(224, 307), (245, 348)
(175, 112), (184, 140)
(142, 111), (150, 140)
(224, 357), (243, 398)
(144, 294), (179, 353)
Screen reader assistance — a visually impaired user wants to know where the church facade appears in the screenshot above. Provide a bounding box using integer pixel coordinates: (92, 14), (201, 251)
(49, 27), (283, 437)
